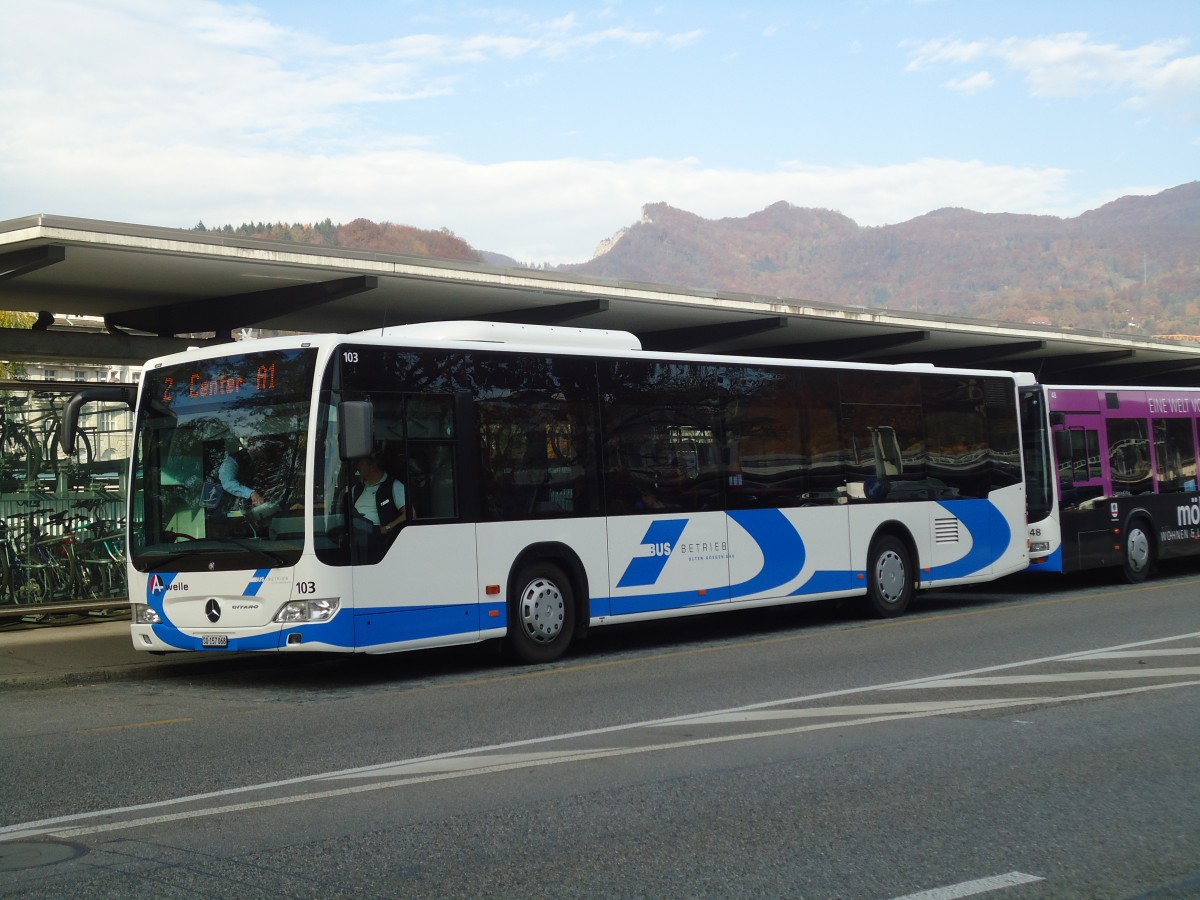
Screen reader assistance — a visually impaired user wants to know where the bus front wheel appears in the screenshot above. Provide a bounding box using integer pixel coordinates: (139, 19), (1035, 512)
(507, 562), (575, 664)
(1122, 519), (1154, 584)
(865, 535), (913, 618)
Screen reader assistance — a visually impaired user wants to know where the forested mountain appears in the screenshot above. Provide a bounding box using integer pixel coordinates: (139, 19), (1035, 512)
(192, 218), (483, 263)
(196, 181), (1200, 338)
(563, 182), (1200, 338)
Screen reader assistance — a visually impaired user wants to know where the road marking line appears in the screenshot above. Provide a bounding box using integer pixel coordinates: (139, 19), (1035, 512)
(660, 698), (1055, 724)
(907, 667), (1200, 688)
(4, 631), (1198, 842)
(3, 679), (1196, 842)
(890, 870), (1043, 899)
(1075, 648), (1200, 659)
(73, 718), (193, 734)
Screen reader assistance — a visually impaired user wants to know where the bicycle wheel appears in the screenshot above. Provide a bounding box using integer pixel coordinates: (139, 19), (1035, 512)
(14, 565), (51, 605)
(0, 424), (38, 484)
(48, 426), (93, 468)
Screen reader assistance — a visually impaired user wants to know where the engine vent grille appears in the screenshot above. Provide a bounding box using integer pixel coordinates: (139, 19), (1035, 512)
(934, 518), (960, 544)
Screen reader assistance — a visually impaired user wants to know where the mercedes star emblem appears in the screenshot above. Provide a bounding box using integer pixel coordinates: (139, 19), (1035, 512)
(205, 598), (221, 623)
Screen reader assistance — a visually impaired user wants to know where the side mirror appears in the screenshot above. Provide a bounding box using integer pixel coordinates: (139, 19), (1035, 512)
(61, 386), (136, 454)
(339, 400), (374, 460)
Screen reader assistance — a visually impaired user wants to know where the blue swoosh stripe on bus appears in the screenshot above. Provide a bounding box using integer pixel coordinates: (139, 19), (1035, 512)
(925, 499), (1011, 581)
(151, 603), (503, 652)
(791, 570), (859, 595)
(1028, 545), (1063, 573)
(726, 508), (806, 598)
(146, 573), (175, 619)
(616, 519), (689, 588)
(608, 586), (731, 616)
(243, 568), (270, 596)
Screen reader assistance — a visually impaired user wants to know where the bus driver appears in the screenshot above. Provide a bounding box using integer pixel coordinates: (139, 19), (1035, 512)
(351, 454), (408, 548)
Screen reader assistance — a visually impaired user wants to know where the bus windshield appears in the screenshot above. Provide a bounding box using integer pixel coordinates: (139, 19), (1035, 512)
(130, 347), (318, 572)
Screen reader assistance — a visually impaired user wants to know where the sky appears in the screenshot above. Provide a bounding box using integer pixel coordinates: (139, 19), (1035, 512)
(2, 1), (1198, 265)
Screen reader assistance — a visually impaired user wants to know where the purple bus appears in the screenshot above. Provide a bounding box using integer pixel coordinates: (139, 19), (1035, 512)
(1020, 382), (1200, 581)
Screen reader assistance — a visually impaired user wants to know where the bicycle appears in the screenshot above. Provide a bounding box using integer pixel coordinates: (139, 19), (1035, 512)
(0, 394), (41, 490)
(70, 497), (126, 599)
(0, 393), (97, 489)
(0, 502), (53, 606)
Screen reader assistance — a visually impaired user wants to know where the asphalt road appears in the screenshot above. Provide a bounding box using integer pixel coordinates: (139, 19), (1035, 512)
(2, 568), (1199, 899)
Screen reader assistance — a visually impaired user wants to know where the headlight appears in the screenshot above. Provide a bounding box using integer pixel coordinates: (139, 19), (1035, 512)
(274, 598), (340, 623)
(1030, 541), (1050, 553)
(132, 603), (161, 625)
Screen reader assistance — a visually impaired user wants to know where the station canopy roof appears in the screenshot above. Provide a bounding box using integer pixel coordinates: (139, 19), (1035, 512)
(3, 213), (1200, 386)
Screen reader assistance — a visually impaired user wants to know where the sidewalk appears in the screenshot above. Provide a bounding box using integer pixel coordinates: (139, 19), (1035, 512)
(0, 615), (253, 689)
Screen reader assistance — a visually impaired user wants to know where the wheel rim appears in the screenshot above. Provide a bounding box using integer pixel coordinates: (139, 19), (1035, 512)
(1127, 527), (1150, 573)
(875, 549), (907, 606)
(519, 576), (565, 644)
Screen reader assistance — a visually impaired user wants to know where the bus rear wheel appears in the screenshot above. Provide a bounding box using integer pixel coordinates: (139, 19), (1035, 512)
(1122, 519), (1154, 584)
(864, 535), (913, 618)
(507, 562), (575, 664)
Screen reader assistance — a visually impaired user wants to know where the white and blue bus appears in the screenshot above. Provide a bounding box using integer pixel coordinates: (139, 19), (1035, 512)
(64, 321), (1030, 663)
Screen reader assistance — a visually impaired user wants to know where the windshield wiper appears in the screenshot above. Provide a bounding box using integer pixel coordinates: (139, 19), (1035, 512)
(215, 539), (288, 568)
(144, 552), (196, 572)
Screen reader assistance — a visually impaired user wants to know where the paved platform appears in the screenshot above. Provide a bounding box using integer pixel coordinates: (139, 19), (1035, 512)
(0, 614), (250, 689)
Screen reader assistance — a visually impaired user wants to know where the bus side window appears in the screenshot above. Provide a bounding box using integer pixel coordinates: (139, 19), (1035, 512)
(1054, 429), (1073, 485)
(474, 354), (600, 521)
(1070, 428), (1089, 482)
(404, 394), (459, 521)
(1106, 418), (1152, 495)
(1085, 430), (1101, 479)
(405, 443), (457, 519)
(600, 360), (721, 515)
(1153, 418), (1196, 493)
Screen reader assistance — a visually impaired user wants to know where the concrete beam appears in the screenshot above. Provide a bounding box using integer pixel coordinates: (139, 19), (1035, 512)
(0, 327), (224, 366)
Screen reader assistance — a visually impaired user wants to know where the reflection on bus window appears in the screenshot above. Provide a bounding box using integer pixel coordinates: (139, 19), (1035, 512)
(1106, 418), (1152, 495)
(1153, 418), (1197, 493)
(601, 360), (722, 514)
(130, 348), (316, 571)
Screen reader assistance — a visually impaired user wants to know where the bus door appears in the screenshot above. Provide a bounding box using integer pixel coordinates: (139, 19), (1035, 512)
(723, 366), (851, 605)
(602, 365), (732, 617)
(1054, 418), (1114, 568)
(347, 388), (481, 651)
(606, 443), (731, 617)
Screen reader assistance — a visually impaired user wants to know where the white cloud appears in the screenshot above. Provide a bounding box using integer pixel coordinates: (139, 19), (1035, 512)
(907, 32), (1200, 116)
(0, 136), (1080, 264)
(0, 0), (703, 153)
(945, 71), (995, 93)
(0, 3), (1157, 268)
(667, 29), (705, 51)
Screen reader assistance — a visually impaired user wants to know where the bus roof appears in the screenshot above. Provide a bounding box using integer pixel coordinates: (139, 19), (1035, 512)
(365, 320), (642, 353)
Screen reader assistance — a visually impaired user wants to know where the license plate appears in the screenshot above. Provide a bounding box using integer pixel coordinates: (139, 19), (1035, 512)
(201, 634), (229, 648)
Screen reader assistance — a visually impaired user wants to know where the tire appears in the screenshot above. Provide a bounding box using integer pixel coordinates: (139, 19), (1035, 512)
(1, 425), (39, 483)
(49, 428), (93, 468)
(864, 534), (913, 618)
(16, 567), (50, 605)
(1122, 518), (1154, 584)
(507, 562), (575, 664)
